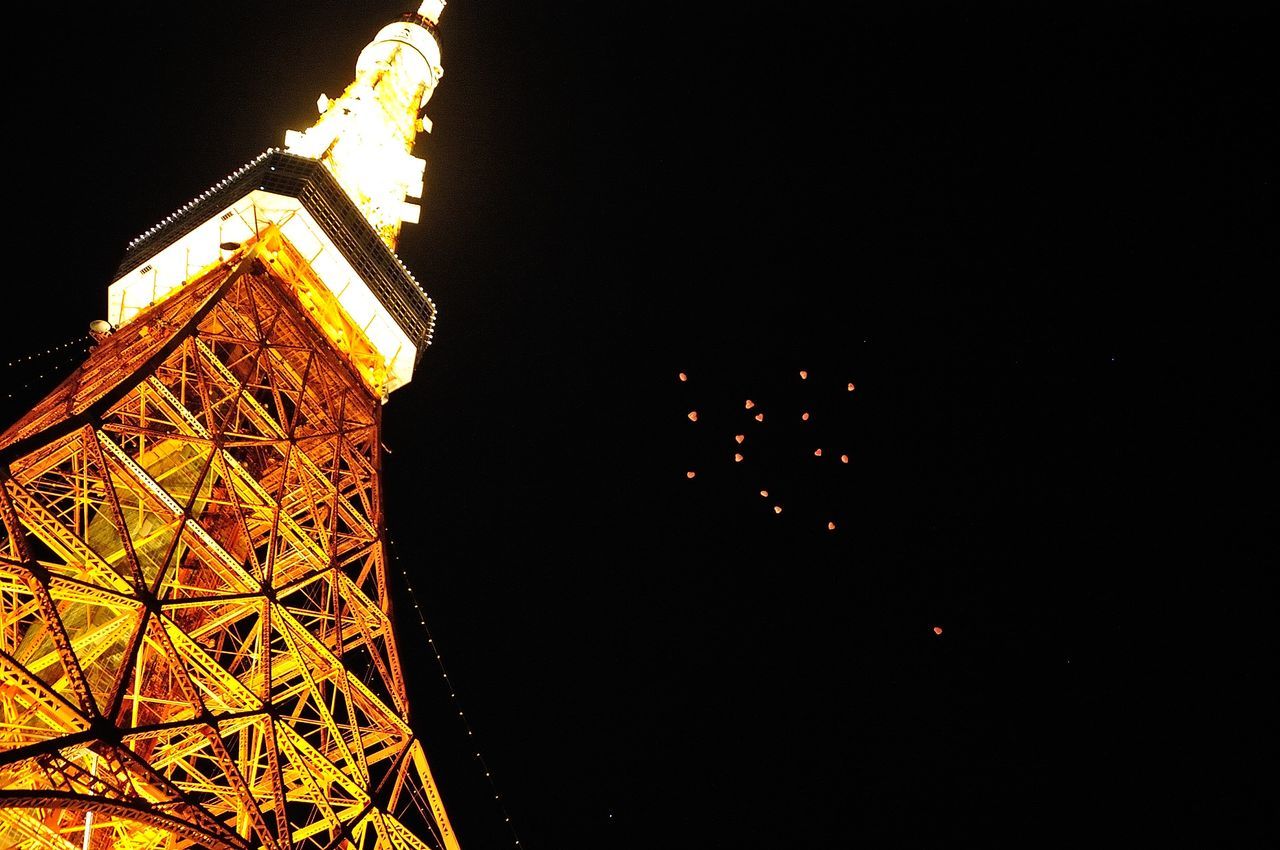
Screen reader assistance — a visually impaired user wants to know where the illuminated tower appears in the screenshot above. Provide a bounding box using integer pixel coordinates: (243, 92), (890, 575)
(0, 3), (461, 848)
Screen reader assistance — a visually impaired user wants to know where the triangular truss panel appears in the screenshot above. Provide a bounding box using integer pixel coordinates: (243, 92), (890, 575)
(1, 249), (459, 849)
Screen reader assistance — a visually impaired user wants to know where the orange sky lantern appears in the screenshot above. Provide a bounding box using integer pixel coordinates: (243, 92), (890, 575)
(813, 448), (822, 457)
(933, 626), (943, 636)
(687, 410), (698, 422)
(840, 454), (849, 464)
(754, 413), (764, 422)
(678, 371), (688, 382)
(734, 453), (743, 462)
(686, 471), (696, 479)
(799, 370), (808, 379)
(735, 434), (744, 444)
(744, 399), (755, 409)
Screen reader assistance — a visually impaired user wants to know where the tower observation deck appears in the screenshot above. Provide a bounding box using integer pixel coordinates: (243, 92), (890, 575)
(0, 3), (463, 849)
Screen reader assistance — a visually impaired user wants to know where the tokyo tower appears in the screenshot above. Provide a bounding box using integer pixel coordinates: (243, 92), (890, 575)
(0, 2), (462, 848)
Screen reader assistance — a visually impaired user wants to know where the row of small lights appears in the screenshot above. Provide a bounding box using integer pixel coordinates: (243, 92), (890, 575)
(4, 337), (93, 399)
(682, 369), (856, 528)
(128, 150), (276, 249)
(387, 534), (524, 849)
(4, 334), (91, 369)
(124, 147), (437, 350)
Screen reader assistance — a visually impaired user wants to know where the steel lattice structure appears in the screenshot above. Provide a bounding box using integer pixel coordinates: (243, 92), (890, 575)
(0, 3), (462, 848)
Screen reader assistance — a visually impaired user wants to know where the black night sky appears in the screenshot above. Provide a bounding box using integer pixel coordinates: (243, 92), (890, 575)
(2, 2), (1271, 847)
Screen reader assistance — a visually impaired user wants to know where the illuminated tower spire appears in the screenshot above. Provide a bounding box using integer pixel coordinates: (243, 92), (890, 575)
(1, 4), (462, 849)
(286, 1), (447, 250)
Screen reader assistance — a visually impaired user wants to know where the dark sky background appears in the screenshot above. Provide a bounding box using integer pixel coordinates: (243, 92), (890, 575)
(1, 2), (1271, 847)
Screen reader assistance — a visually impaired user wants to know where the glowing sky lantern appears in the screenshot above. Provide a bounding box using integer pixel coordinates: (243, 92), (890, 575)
(744, 399), (755, 410)
(734, 453), (743, 463)
(840, 454), (849, 464)
(933, 626), (943, 636)
(847, 382), (856, 392)
(679, 372), (688, 382)
(827, 521), (836, 531)
(754, 413), (764, 422)
(801, 412), (810, 421)
(813, 448), (822, 457)
(735, 434), (745, 444)
(687, 410), (698, 422)
(799, 370), (808, 380)
(773, 505), (783, 515)
(759, 490), (768, 497)
(686, 471), (696, 479)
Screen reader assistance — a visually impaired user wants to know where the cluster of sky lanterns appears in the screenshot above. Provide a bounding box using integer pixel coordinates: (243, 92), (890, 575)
(681, 367), (858, 532)
(681, 368), (945, 638)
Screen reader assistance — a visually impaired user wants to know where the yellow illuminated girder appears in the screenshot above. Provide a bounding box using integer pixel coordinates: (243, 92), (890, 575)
(0, 244), (459, 850)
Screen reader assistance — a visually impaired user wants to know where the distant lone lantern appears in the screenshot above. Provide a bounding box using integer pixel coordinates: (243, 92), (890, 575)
(933, 626), (943, 636)
(799, 370), (808, 379)
(847, 382), (856, 392)
(813, 448), (822, 457)
(687, 410), (698, 422)
(840, 454), (849, 464)
(759, 490), (768, 497)
(801, 411), (810, 421)
(744, 399), (755, 410)
(686, 471), (696, 479)
(827, 521), (836, 531)
(679, 372), (688, 382)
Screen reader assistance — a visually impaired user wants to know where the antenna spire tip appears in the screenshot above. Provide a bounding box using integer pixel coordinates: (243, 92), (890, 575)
(418, 1), (446, 25)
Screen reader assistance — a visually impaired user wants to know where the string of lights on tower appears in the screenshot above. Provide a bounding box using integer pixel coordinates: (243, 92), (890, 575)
(388, 534), (525, 849)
